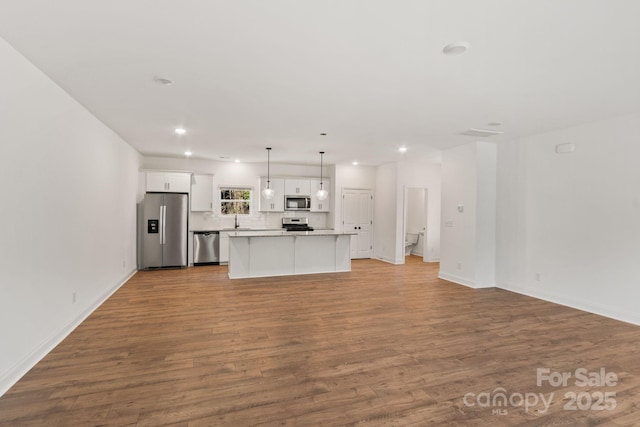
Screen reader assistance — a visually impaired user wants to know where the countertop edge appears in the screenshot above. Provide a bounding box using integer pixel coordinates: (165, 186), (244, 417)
(226, 231), (356, 237)
(191, 228), (336, 233)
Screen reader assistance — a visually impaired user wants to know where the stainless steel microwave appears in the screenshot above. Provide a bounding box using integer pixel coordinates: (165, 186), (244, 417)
(285, 196), (311, 211)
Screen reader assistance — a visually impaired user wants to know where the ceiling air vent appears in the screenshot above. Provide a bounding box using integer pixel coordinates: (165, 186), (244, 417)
(460, 128), (504, 137)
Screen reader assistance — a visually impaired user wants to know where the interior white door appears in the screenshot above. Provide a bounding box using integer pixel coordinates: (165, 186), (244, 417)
(343, 189), (373, 259)
(343, 190), (358, 258)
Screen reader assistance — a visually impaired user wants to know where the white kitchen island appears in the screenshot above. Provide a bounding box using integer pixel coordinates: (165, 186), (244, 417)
(227, 230), (354, 279)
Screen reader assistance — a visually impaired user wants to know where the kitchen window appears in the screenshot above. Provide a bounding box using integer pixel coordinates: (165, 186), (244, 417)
(220, 187), (252, 215)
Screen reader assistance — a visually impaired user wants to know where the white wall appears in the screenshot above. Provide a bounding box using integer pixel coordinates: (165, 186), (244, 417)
(496, 112), (640, 325)
(475, 143), (497, 286)
(0, 37), (141, 395)
(440, 142), (496, 288)
(406, 188), (427, 233)
(373, 163), (400, 263)
(332, 164), (377, 232)
(440, 144), (477, 283)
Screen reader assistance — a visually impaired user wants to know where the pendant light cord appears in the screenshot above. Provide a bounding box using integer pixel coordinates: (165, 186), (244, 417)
(319, 151), (324, 190)
(266, 147), (271, 188)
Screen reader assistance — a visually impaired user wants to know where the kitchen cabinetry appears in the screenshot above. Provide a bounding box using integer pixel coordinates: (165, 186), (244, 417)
(219, 232), (230, 263)
(284, 179), (311, 196)
(227, 231), (352, 279)
(146, 171), (191, 193)
(190, 174), (214, 211)
(310, 178), (330, 212)
(258, 178), (285, 212)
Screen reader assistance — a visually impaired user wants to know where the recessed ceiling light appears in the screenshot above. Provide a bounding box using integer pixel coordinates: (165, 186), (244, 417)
(487, 121), (503, 127)
(184, 151), (192, 157)
(235, 159), (240, 163)
(320, 133), (327, 136)
(442, 42), (470, 55)
(153, 76), (174, 86)
(174, 127), (186, 135)
(219, 156), (230, 160)
(398, 146), (408, 153)
(352, 161), (359, 166)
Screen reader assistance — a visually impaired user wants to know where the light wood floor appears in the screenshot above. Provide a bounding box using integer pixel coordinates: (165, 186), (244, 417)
(1, 257), (640, 426)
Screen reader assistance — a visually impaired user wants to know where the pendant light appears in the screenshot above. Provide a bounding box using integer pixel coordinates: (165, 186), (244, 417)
(262, 147), (275, 200)
(316, 151), (328, 201)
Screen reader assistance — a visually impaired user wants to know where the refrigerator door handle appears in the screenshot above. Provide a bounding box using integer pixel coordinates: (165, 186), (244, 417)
(158, 205), (164, 245)
(158, 206), (163, 244)
(161, 205), (167, 244)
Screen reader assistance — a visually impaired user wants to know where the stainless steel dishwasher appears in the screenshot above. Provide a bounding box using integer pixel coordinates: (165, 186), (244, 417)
(193, 231), (220, 265)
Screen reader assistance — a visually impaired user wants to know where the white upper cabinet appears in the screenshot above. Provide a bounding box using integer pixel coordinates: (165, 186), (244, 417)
(146, 171), (191, 193)
(258, 178), (285, 212)
(190, 174), (214, 211)
(284, 179), (311, 196)
(310, 178), (330, 212)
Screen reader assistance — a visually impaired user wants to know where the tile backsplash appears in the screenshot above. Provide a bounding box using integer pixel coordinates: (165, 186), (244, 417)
(190, 211), (329, 231)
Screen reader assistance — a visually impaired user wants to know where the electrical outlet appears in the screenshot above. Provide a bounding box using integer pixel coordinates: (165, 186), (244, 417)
(535, 272), (541, 282)
(72, 292), (76, 304)
(457, 262), (462, 270)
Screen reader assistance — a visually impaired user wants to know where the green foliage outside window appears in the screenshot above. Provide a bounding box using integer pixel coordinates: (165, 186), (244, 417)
(220, 188), (251, 215)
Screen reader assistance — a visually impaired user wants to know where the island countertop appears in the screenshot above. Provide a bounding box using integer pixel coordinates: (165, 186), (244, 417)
(225, 230), (356, 238)
(190, 227), (281, 233)
(190, 228), (337, 233)
(227, 231), (353, 279)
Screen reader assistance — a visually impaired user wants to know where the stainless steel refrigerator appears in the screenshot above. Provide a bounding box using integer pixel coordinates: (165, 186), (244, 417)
(141, 193), (188, 269)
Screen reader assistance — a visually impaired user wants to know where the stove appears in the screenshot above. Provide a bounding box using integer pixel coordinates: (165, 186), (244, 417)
(282, 217), (314, 232)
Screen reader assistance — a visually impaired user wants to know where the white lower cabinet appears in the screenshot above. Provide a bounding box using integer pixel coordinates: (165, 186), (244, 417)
(219, 233), (229, 263)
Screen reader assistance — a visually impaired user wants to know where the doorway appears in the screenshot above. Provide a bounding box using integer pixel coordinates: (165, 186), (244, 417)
(403, 187), (428, 262)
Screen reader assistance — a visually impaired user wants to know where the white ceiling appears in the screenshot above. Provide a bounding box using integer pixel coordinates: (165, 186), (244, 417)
(1, 0), (640, 166)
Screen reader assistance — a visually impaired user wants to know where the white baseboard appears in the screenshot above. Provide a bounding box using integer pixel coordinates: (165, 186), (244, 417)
(372, 255), (403, 265)
(496, 281), (640, 326)
(0, 269), (137, 397)
(438, 271), (494, 289)
(438, 271), (476, 287)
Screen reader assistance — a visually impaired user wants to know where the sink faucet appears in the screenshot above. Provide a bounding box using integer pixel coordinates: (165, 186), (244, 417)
(234, 214), (239, 229)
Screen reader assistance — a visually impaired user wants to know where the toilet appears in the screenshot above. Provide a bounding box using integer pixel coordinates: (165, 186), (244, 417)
(405, 232), (419, 256)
